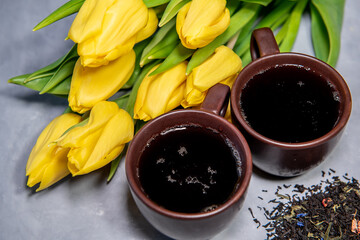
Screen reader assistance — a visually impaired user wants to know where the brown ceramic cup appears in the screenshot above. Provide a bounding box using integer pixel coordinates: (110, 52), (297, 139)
(231, 27), (352, 177)
(126, 84), (252, 240)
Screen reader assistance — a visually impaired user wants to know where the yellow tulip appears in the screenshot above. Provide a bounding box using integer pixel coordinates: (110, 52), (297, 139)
(69, 49), (135, 114)
(26, 113), (82, 192)
(56, 101), (134, 176)
(68, 0), (149, 67)
(136, 9), (158, 43)
(176, 0), (230, 49)
(181, 46), (242, 108)
(134, 62), (187, 121)
(224, 102), (232, 123)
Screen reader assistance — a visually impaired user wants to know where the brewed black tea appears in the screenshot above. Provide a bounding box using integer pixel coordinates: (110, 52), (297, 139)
(138, 125), (240, 213)
(240, 64), (340, 143)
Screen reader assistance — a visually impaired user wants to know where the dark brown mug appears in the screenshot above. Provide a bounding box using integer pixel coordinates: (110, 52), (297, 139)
(126, 84), (252, 240)
(231, 27), (352, 177)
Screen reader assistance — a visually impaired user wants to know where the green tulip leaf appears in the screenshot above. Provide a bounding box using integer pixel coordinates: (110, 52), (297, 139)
(63, 107), (74, 114)
(277, 0), (308, 52)
(234, 0), (295, 57)
(239, 0), (272, 7)
(256, 1), (296, 29)
(32, 0), (165, 31)
(107, 144), (128, 182)
(134, 120), (147, 133)
(47, 75), (71, 95)
(8, 74), (52, 92)
(40, 57), (77, 94)
(233, 11), (259, 56)
(149, 43), (194, 76)
(25, 44), (78, 83)
(310, 0), (345, 67)
(8, 74), (31, 88)
(310, 4), (329, 62)
(240, 50), (252, 67)
(227, 0), (242, 16)
(158, 0), (191, 27)
(113, 93), (131, 109)
(24, 71), (55, 84)
(148, 42), (179, 60)
(141, 27), (179, 66)
(271, 11), (291, 30)
(33, 0), (85, 31)
(143, 0), (171, 8)
(9, 72), (69, 96)
(141, 19), (176, 64)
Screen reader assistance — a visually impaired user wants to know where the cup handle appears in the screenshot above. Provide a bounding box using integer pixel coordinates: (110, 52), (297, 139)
(250, 27), (280, 61)
(200, 83), (230, 117)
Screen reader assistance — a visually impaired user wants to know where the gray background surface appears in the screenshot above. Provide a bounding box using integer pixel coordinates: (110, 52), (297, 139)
(0, 0), (359, 239)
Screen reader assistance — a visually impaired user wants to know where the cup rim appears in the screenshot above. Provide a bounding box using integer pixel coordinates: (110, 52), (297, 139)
(231, 52), (352, 149)
(125, 109), (252, 220)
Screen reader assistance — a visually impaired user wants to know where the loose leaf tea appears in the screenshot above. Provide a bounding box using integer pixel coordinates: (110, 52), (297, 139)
(250, 171), (360, 239)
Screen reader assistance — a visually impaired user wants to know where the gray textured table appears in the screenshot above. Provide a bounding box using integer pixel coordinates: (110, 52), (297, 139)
(1, 1), (359, 239)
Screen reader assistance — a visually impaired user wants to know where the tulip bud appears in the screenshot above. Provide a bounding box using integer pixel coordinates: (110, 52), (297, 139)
(69, 49), (135, 114)
(26, 113), (82, 192)
(176, 0), (230, 49)
(68, 0), (149, 67)
(136, 8), (158, 43)
(181, 46), (242, 108)
(57, 101), (134, 176)
(134, 62), (187, 121)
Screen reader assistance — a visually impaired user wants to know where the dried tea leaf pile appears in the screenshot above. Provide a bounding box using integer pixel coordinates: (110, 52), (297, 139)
(250, 170), (360, 239)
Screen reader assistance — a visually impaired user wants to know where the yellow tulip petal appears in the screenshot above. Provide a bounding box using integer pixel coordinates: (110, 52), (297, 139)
(26, 113), (81, 190)
(181, 76), (206, 108)
(57, 102), (134, 176)
(133, 65), (158, 121)
(26, 113), (82, 175)
(176, 3), (191, 48)
(177, 0), (230, 49)
(58, 101), (119, 147)
(136, 8), (158, 43)
(78, 38), (136, 67)
(165, 82), (186, 112)
(191, 46), (242, 91)
(189, 8), (230, 48)
(70, 109), (133, 176)
(68, 0), (113, 43)
(69, 0), (148, 67)
(134, 62), (187, 121)
(27, 165), (47, 187)
(66, 128), (101, 174)
(36, 147), (71, 192)
(224, 101), (232, 123)
(182, 46), (242, 107)
(219, 74), (238, 88)
(68, 50), (135, 114)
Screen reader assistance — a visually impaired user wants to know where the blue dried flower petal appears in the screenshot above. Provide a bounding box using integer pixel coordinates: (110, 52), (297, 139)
(296, 213), (307, 218)
(297, 221), (304, 227)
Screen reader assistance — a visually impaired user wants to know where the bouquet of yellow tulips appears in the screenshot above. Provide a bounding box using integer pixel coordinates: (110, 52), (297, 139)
(8, 0), (345, 191)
